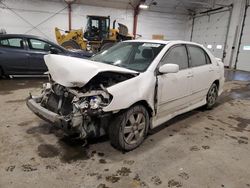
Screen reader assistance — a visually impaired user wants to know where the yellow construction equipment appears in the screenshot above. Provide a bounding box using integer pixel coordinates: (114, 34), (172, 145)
(55, 15), (133, 52)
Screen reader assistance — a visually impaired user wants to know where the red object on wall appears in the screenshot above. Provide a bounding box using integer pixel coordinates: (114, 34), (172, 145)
(68, 3), (72, 30)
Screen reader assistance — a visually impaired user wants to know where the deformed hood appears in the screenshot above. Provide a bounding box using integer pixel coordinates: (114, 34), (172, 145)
(44, 54), (138, 87)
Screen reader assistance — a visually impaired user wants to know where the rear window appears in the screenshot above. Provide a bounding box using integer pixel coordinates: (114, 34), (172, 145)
(0, 38), (24, 49)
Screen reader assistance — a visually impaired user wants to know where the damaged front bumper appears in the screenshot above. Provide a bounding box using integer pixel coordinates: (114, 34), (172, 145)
(26, 96), (66, 125)
(26, 82), (113, 139)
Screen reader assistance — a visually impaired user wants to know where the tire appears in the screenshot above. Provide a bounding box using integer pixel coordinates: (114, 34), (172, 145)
(0, 67), (5, 78)
(109, 105), (149, 151)
(100, 43), (114, 51)
(61, 40), (81, 49)
(206, 83), (218, 109)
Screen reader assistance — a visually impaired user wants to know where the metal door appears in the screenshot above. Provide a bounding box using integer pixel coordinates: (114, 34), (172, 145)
(191, 9), (231, 60)
(236, 6), (250, 71)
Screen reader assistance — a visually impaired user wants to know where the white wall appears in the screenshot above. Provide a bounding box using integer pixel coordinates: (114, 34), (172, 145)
(137, 11), (191, 40)
(0, 0), (190, 42)
(0, 0), (134, 42)
(0, 0), (68, 41)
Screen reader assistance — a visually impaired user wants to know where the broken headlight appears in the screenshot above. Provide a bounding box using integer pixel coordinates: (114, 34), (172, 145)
(89, 96), (102, 109)
(73, 94), (112, 111)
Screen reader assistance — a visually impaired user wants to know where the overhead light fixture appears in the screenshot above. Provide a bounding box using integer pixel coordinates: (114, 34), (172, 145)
(64, 0), (76, 3)
(139, 4), (149, 9)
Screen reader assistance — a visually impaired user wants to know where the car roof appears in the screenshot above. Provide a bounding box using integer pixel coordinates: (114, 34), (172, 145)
(124, 39), (202, 46)
(0, 34), (46, 39)
(0, 34), (64, 50)
(0, 34), (58, 43)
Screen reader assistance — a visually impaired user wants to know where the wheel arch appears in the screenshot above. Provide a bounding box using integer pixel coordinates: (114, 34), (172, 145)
(213, 79), (220, 89)
(130, 100), (153, 118)
(0, 66), (5, 77)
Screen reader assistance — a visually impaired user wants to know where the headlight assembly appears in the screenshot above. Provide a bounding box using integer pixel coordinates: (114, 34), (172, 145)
(89, 96), (102, 109)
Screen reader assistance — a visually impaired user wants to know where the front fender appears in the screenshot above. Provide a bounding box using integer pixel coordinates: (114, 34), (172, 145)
(103, 72), (156, 113)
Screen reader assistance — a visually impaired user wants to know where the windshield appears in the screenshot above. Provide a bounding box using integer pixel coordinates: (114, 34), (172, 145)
(91, 42), (165, 72)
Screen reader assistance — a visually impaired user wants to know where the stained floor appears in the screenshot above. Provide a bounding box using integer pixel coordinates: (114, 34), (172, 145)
(0, 69), (250, 188)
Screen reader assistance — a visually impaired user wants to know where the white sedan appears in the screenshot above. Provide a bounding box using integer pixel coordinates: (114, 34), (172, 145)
(27, 40), (224, 151)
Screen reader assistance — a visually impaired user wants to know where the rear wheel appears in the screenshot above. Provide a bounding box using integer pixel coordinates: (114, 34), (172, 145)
(109, 105), (149, 151)
(61, 40), (81, 49)
(206, 83), (218, 109)
(0, 67), (5, 78)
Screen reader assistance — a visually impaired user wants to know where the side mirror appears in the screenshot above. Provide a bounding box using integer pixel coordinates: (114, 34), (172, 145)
(158, 64), (179, 74)
(49, 47), (60, 54)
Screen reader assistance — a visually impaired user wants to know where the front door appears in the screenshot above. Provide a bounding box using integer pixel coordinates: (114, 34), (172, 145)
(156, 45), (193, 119)
(26, 38), (51, 74)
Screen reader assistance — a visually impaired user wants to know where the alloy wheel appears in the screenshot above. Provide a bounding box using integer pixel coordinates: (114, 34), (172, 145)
(123, 112), (146, 145)
(207, 85), (218, 106)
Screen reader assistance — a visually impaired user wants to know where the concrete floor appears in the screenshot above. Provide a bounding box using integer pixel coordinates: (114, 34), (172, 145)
(0, 69), (250, 188)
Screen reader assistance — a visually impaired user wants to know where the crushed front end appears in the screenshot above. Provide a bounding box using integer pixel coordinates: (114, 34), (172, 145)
(27, 78), (113, 140)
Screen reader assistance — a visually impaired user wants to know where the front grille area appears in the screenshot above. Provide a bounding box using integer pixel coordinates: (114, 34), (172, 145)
(46, 92), (74, 116)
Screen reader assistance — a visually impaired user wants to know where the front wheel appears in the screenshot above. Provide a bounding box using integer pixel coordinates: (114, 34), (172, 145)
(0, 67), (2, 78)
(206, 83), (218, 109)
(109, 105), (149, 151)
(0, 67), (6, 78)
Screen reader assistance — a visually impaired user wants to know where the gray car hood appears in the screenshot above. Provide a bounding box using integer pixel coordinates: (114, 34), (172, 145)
(44, 54), (138, 87)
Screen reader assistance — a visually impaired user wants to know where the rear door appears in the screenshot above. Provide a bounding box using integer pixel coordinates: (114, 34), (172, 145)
(0, 37), (29, 74)
(187, 45), (215, 104)
(26, 38), (53, 74)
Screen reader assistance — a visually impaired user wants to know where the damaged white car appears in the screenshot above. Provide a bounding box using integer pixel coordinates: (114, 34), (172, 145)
(27, 40), (224, 151)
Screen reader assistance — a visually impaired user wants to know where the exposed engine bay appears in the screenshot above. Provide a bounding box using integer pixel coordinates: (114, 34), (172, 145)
(80, 71), (136, 92)
(28, 71), (136, 140)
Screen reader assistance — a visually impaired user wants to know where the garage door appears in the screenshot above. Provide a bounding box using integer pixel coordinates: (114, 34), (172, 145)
(137, 11), (189, 40)
(191, 10), (231, 60)
(236, 6), (250, 71)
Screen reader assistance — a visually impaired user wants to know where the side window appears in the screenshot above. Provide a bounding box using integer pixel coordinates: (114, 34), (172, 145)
(0, 38), (24, 49)
(205, 53), (212, 64)
(161, 45), (189, 70)
(28, 39), (51, 51)
(188, 46), (207, 67)
(0, 39), (9, 46)
(91, 19), (99, 28)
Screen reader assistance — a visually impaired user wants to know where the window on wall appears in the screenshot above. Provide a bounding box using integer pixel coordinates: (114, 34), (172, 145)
(188, 45), (208, 67)
(161, 45), (189, 70)
(0, 38), (24, 49)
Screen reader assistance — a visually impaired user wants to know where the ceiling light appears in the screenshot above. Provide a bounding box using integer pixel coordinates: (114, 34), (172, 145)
(139, 4), (149, 9)
(64, 0), (75, 3)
